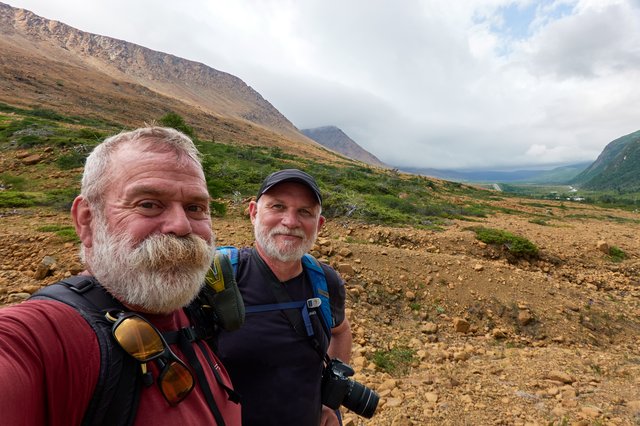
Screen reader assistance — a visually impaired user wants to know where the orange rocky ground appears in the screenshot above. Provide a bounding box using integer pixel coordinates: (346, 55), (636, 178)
(1, 199), (639, 425)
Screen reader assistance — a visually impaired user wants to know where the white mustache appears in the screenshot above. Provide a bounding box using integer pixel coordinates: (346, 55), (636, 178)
(269, 227), (305, 239)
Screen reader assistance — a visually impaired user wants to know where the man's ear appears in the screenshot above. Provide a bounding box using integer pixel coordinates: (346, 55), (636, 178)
(71, 196), (94, 248)
(317, 215), (326, 232)
(248, 200), (258, 225)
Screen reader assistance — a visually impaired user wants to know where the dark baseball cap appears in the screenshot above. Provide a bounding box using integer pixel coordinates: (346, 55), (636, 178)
(256, 169), (322, 205)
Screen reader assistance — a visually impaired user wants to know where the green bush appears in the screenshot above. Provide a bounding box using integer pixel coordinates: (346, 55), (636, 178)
(608, 246), (626, 263)
(210, 200), (227, 217)
(471, 226), (539, 258)
(77, 128), (104, 141)
(44, 189), (78, 211)
(56, 151), (87, 169)
(29, 108), (65, 121)
(0, 173), (27, 191)
(159, 112), (195, 138)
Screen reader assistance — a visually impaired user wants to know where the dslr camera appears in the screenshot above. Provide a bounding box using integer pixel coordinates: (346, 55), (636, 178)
(321, 358), (379, 418)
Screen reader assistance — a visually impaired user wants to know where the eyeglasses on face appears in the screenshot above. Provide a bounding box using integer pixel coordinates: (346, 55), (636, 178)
(107, 311), (195, 406)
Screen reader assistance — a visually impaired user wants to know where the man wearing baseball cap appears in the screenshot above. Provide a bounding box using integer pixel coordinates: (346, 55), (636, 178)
(216, 169), (352, 425)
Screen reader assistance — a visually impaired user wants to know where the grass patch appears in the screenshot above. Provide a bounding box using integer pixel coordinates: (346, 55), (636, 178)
(371, 346), (416, 375)
(37, 224), (79, 243)
(0, 191), (47, 208)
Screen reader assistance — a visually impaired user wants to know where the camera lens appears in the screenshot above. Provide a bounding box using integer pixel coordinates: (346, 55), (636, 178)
(342, 379), (379, 419)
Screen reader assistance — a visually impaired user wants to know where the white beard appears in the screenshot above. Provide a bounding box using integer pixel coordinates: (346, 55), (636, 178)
(85, 217), (215, 314)
(254, 220), (316, 263)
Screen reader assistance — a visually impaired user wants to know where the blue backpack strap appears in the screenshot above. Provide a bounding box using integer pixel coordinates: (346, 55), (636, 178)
(301, 254), (333, 332)
(216, 246), (239, 275)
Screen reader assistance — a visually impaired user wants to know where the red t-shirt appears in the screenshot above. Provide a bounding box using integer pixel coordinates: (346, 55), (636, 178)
(0, 300), (241, 425)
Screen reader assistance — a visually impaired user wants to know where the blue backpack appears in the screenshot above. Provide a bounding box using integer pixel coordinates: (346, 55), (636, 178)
(216, 246), (334, 338)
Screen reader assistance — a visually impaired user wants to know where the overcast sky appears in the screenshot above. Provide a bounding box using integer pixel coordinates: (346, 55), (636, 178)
(6, 0), (640, 170)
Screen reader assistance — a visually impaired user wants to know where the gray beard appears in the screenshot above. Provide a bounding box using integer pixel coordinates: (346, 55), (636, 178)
(254, 221), (316, 263)
(85, 218), (215, 314)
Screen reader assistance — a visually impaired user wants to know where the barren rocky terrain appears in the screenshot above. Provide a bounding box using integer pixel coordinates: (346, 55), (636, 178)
(2, 196), (639, 426)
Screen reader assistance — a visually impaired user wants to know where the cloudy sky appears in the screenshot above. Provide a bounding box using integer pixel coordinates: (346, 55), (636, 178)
(7, 0), (640, 170)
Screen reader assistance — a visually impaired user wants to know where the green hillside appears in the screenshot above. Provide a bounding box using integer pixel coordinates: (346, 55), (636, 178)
(571, 130), (640, 191)
(0, 104), (502, 228)
(518, 162), (590, 184)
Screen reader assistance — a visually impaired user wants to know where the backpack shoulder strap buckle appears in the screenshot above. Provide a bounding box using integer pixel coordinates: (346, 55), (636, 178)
(60, 276), (97, 294)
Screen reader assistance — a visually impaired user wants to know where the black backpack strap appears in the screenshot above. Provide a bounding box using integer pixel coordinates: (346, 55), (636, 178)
(31, 277), (141, 426)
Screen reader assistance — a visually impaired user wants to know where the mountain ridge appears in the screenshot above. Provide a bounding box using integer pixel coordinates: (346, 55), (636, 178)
(301, 125), (387, 168)
(571, 129), (640, 191)
(0, 2), (338, 161)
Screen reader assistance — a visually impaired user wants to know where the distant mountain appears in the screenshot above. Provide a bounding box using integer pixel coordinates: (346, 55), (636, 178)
(571, 130), (640, 191)
(400, 162), (590, 184)
(301, 126), (386, 167)
(0, 2), (337, 161)
(518, 162), (592, 184)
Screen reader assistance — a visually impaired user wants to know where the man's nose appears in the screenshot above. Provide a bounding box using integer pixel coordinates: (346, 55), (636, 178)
(280, 209), (300, 227)
(161, 206), (192, 236)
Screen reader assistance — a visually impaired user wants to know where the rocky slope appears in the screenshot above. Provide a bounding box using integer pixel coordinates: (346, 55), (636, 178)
(2, 196), (639, 425)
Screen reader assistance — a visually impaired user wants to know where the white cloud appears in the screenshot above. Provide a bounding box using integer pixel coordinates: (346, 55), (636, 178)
(6, 0), (640, 170)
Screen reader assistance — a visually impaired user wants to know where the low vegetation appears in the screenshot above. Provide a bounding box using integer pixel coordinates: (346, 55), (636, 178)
(608, 246), (626, 263)
(1, 106), (637, 232)
(371, 346), (416, 375)
(37, 224), (79, 243)
(0, 108), (499, 227)
(469, 226), (539, 259)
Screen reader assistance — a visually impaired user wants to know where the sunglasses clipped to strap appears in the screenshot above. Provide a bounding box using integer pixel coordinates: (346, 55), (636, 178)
(106, 311), (195, 406)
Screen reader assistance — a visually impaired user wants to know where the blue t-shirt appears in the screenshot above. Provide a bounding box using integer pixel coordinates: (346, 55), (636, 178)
(216, 248), (346, 426)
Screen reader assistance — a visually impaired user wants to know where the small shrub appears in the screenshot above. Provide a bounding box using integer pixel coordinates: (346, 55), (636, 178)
(608, 246), (626, 263)
(371, 346), (416, 375)
(0, 173), (27, 191)
(77, 128), (104, 140)
(210, 200), (227, 217)
(29, 108), (65, 121)
(45, 189), (78, 211)
(159, 112), (195, 138)
(56, 151), (86, 169)
(471, 226), (539, 258)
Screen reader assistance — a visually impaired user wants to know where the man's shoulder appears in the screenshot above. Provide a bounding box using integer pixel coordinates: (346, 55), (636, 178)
(0, 300), (99, 362)
(1, 298), (86, 323)
(1, 298), (96, 337)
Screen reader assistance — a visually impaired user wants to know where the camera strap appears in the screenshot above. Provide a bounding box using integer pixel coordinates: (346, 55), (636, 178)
(250, 249), (327, 361)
